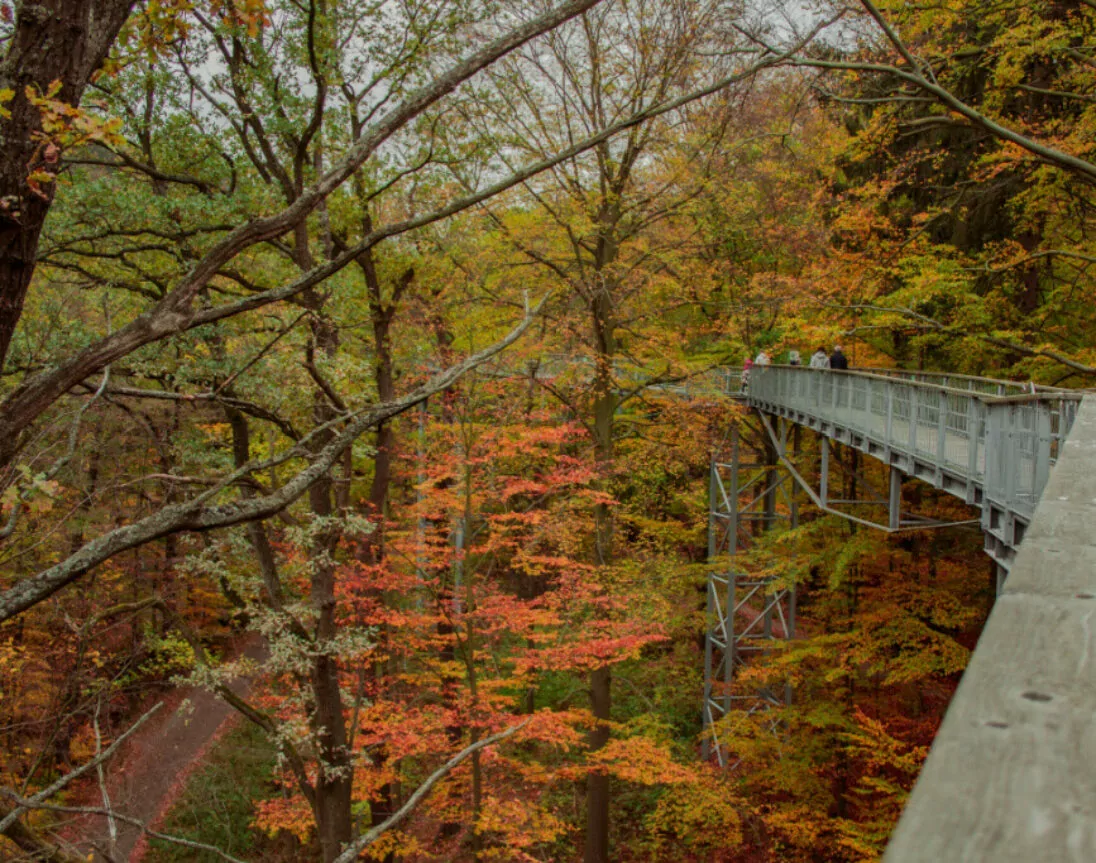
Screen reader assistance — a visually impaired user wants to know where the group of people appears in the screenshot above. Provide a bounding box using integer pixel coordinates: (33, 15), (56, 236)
(741, 344), (849, 392)
(806, 345), (849, 370)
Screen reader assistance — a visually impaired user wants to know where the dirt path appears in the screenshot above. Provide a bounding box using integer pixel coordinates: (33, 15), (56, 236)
(66, 635), (267, 863)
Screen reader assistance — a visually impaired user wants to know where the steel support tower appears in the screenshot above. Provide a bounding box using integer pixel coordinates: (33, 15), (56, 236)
(702, 421), (798, 766)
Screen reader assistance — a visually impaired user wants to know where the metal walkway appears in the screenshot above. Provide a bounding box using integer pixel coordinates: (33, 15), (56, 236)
(746, 366), (1082, 572)
(503, 355), (1093, 851)
(885, 398), (1096, 862)
(701, 365), (1085, 766)
(508, 357), (1080, 571)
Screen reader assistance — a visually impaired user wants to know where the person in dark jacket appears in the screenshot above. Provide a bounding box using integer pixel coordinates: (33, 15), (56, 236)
(829, 345), (849, 370)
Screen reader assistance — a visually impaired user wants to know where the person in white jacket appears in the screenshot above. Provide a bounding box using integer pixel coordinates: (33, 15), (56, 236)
(809, 347), (830, 369)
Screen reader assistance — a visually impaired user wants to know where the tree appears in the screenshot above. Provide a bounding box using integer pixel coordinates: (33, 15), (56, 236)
(798, 0), (1096, 379)
(0, 0), (135, 369)
(0, 1), (637, 856)
(0, 0), (609, 621)
(456, 2), (802, 854)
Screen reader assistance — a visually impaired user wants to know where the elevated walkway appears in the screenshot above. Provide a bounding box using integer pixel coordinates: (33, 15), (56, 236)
(701, 364), (1094, 859)
(746, 366), (1082, 573)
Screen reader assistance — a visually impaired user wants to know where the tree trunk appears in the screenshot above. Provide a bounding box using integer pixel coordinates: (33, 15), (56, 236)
(584, 664), (612, 863)
(0, 0), (133, 370)
(309, 464), (354, 862)
(585, 283), (616, 863)
(224, 406), (284, 610)
(303, 291), (354, 861)
(0, 804), (85, 863)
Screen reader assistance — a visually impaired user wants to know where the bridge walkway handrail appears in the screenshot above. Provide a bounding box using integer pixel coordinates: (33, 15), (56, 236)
(746, 365), (1085, 523)
(881, 399), (1096, 862)
(505, 353), (1095, 856)
(502, 354), (1073, 401)
(844, 366), (1070, 397)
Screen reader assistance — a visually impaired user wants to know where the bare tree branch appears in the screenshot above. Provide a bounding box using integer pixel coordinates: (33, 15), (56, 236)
(832, 302), (1096, 376)
(789, 0), (1096, 183)
(0, 702), (163, 833)
(0, 792), (248, 863)
(332, 720), (530, 863)
(0, 7), (832, 471)
(0, 0), (607, 465)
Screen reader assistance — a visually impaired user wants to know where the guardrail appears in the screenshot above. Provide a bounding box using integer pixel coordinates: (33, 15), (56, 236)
(747, 366), (1082, 526)
(481, 358), (1081, 525)
(852, 366), (1068, 397)
(501, 354), (1092, 854)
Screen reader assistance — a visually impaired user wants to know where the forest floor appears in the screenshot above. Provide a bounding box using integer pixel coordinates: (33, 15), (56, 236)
(62, 634), (267, 863)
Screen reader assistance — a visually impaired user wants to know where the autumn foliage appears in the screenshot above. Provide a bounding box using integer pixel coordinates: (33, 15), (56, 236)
(0, 0), (1093, 860)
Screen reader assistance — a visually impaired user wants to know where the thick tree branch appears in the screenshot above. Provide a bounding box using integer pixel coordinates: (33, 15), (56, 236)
(0, 11), (827, 470)
(0, 792), (247, 863)
(791, 1), (1096, 183)
(0, 702), (162, 833)
(833, 302), (1096, 376)
(0, 0), (606, 464)
(0, 299), (545, 621)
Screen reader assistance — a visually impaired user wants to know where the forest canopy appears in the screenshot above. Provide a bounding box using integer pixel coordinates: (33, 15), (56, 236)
(0, 0), (1092, 860)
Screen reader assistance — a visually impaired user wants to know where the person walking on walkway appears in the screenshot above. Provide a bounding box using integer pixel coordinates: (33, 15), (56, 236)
(754, 349), (771, 366)
(787, 349), (801, 366)
(809, 347), (829, 369)
(829, 345), (849, 370)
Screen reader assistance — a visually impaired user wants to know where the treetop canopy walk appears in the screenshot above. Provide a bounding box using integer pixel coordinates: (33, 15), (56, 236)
(745, 365), (1081, 574)
(691, 363), (1094, 862)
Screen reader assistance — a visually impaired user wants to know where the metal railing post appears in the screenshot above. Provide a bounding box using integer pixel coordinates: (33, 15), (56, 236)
(937, 392), (948, 464)
(1034, 405), (1052, 500)
(910, 387), (919, 451)
(967, 397), (980, 479)
(886, 382), (894, 443)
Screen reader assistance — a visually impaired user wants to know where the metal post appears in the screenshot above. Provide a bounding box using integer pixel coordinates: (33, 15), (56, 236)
(785, 486), (799, 707)
(820, 435), (830, 508)
(886, 383), (894, 445)
(764, 430), (777, 530)
(708, 460), (718, 559)
(791, 425), (801, 526)
(910, 386), (919, 451)
(1034, 405), (1052, 498)
(724, 572), (735, 715)
(1004, 405), (1017, 505)
(729, 428), (740, 554)
(889, 467), (902, 531)
(967, 397), (981, 480)
(702, 458), (718, 759)
(937, 392), (948, 463)
(986, 405), (1002, 502)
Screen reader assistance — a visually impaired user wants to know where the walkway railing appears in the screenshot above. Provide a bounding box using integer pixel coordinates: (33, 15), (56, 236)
(747, 366), (1082, 537)
(681, 362), (1093, 857)
(488, 355), (1082, 539)
(851, 366), (1068, 397)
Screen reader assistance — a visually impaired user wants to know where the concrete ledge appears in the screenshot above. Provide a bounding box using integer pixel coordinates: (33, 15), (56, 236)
(884, 397), (1096, 863)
